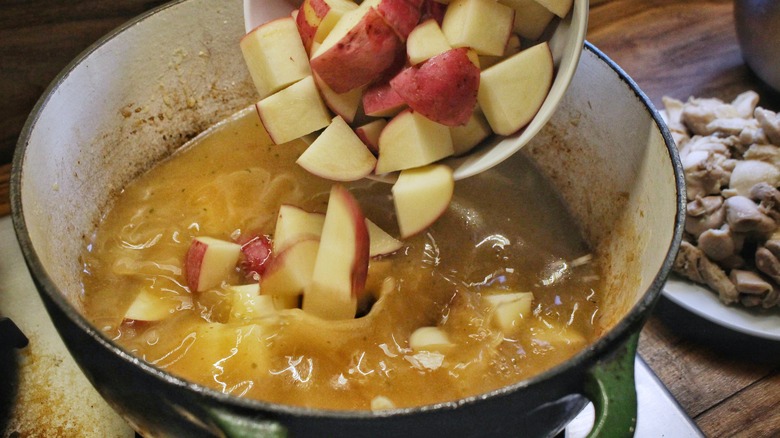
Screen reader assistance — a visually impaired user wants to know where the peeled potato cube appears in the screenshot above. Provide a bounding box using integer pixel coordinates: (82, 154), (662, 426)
(478, 42), (554, 135)
(376, 111), (454, 174)
(295, 0), (359, 52)
(409, 326), (454, 352)
(479, 33), (522, 70)
(255, 76), (331, 145)
(241, 17), (312, 99)
(406, 19), (452, 65)
(366, 219), (403, 256)
(534, 0), (574, 18)
(296, 115), (378, 181)
(228, 283), (277, 322)
(451, 110), (492, 156)
(483, 292), (534, 332)
(532, 320), (587, 349)
(501, 0), (555, 40)
(371, 396), (396, 410)
(273, 205), (325, 253)
(355, 119), (388, 154)
(392, 164), (454, 238)
(441, 0), (514, 56)
(124, 289), (179, 322)
(185, 236), (242, 292)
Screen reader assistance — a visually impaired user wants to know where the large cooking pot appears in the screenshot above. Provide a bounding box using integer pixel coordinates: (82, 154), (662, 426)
(10, 0), (685, 436)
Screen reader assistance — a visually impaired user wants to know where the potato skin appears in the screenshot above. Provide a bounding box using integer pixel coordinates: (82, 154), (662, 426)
(311, 8), (403, 94)
(390, 48), (480, 126)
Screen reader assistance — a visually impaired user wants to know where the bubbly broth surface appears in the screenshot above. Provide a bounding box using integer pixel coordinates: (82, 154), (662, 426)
(81, 108), (602, 410)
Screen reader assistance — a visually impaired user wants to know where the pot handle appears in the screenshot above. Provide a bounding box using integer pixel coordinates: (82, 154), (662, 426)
(208, 408), (288, 438)
(582, 331), (639, 438)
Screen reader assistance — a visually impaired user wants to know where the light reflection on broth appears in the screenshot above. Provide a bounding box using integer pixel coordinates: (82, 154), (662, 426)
(80, 107), (603, 410)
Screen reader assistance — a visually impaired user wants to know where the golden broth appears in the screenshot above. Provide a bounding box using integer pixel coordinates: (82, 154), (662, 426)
(80, 108), (602, 410)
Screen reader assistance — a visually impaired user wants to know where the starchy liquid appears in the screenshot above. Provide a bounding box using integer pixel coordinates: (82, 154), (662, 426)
(80, 108), (602, 410)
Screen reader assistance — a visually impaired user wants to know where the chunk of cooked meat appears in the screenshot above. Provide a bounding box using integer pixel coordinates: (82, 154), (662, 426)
(731, 91), (760, 119)
(682, 97), (741, 135)
(755, 246), (780, 284)
(763, 235), (780, 257)
(728, 160), (780, 197)
(673, 241), (740, 304)
(743, 144), (780, 166)
(685, 196), (726, 238)
(661, 96), (687, 132)
(725, 196), (776, 235)
(706, 118), (758, 137)
(750, 183), (780, 222)
(667, 90), (780, 309)
(729, 269), (772, 295)
(761, 287), (780, 308)
(698, 225), (741, 261)
(738, 126), (768, 146)
(680, 142), (735, 200)
(755, 107), (780, 145)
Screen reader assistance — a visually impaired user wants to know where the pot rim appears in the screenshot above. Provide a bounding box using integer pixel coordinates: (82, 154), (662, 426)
(10, 0), (686, 421)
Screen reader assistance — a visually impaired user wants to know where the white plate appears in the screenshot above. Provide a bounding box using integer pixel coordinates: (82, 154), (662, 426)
(663, 275), (780, 340)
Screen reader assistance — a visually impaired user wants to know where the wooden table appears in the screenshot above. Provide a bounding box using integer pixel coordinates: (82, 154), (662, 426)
(1, 1), (779, 436)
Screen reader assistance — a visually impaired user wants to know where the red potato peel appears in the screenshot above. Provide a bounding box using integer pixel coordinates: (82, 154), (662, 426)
(239, 234), (273, 279)
(363, 81), (407, 117)
(310, 8), (403, 94)
(369, 0), (423, 40)
(390, 48), (480, 126)
(420, 0), (446, 25)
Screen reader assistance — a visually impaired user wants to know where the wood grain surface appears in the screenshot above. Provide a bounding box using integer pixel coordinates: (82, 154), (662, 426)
(1, 1), (779, 436)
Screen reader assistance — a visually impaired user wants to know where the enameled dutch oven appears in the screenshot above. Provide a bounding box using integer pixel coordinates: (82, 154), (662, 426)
(10, 0), (685, 436)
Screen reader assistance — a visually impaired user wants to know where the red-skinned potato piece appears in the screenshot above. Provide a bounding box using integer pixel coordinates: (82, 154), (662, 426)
(420, 0), (447, 25)
(185, 237), (242, 292)
(302, 185), (370, 320)
(310, 7), (403, 94)
(363, 81), (407, 117)
(239, 234), (273, 280)
(390, 48), (480, 126)
(362, 0), (423, 40)
(295, 0), (359, 53)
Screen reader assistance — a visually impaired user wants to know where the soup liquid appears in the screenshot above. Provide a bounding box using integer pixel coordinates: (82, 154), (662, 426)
(81, 108), (602, 410)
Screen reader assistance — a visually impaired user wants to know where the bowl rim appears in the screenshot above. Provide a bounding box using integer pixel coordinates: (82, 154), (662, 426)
(9, 0), (686, 422)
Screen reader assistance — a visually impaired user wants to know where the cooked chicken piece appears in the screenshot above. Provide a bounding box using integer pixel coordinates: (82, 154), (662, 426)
(761, 287), (780, 308)
(755, 246), (780, 285)
(698, 225), (742, 261)
(680, 140), (735, 200)
(749, 183), (780, 222)
(665, 90), (780, 309)
(738, 126), (768, 146)
(673, 241), (740, 304)
(755, 107), (780, 145)
(731, 91), (760, 119)
(678, 135), (732, 157)
(682, 97), (741, 135)
(729, 269), (772, 295)
(725, 195), (776, 234)
(662, 96), (685, 127)
(706, 117), (759, 137)
(685, 196), (726, 237)
(728, 160), (780, 197)
(763, 234), (780, 257)
(743, 144), (780, 167)
(740, 295), (764, 307)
